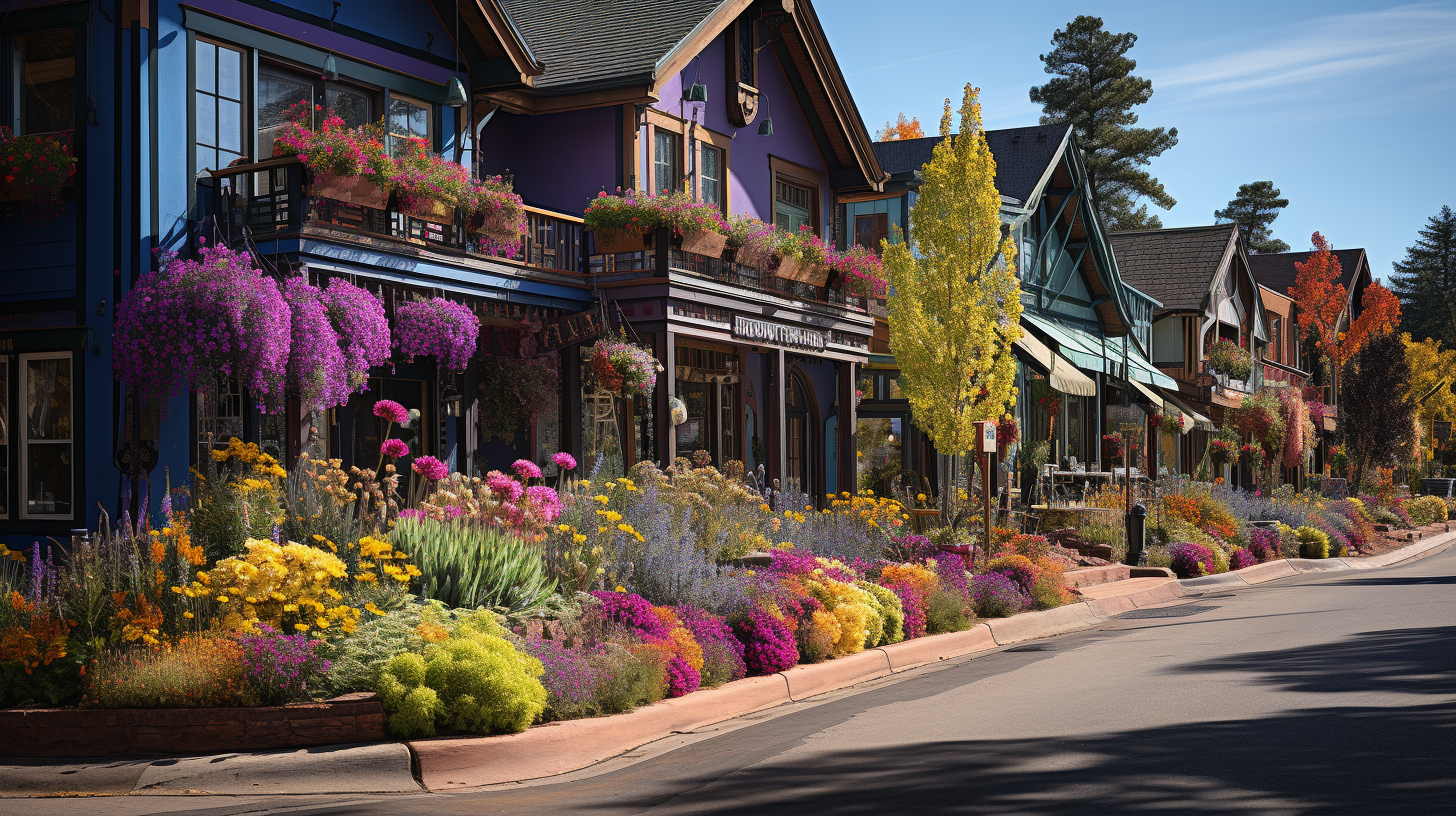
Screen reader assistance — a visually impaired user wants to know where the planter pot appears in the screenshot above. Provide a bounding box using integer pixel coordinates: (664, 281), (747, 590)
(593, 227), (647, 255)
(313, 170), (388, 209)
(775, 256), (830, 287)
(680, 228), (727, 258)
(402, 197), (454, 223)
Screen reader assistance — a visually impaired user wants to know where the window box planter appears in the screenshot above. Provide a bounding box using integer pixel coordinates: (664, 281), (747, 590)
(401, 196), (454, 223)
(775, 255), (830, 287)
(680, 228), (727, 258)
(311, 170), (389, 209)
(0, 176), (28, 201)
(593, 227), (648, 255)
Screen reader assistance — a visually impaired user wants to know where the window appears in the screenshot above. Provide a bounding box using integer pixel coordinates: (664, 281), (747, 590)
(326, 85), (370, 130)
(11, 29), (75, 134)
(194, 39), (246, 172)
(775, 179), (812, 233)
(854, 213), (888, 254)
(654, 130), (681, 195)
(1271, 317), (1283, 363)
(699, 143), (722, 208)
(388, 94), (431, 156)
(20, 353), (72, 519)
(257, 66), (314, 159)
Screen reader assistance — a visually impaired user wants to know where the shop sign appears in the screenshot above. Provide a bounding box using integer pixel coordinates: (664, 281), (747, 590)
(732, 316), (826, 351)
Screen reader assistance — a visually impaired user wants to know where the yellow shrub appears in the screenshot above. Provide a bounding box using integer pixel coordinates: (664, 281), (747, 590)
(880, 563), (939, 599)
(177, 539), (359, 634)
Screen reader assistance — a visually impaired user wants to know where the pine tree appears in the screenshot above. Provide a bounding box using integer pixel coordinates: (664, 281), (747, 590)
(1389, 205), (1456, 346)
(1215, 181), (1290, 254)
(1029, 15), (1178, 231)
(885, 84), (1021, 525)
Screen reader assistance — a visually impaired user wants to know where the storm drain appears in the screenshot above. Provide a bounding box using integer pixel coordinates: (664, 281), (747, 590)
(1115, 604), (1220, 619)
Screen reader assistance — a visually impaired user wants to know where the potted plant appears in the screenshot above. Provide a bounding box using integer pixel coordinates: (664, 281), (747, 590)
(273, 103), (394, 209)
(773, 225), (832, 286)
(0, 126), (76, 221)
(584, 189), (655, 254)
(828, 245), (889, 298)
(725, 215), (777, 267)
(1206, 339), (1253, 381)
(586, 333), (660, 400)
(393, 295), (481, 371)
(465, 175), (528, 256)
(1209, 438), (1236, 470)
(391, 136), (473, 223)
(654, 191), (728, 258)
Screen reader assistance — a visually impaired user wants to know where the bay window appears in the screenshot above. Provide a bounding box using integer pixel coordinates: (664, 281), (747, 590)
(20, 352), (72, 520)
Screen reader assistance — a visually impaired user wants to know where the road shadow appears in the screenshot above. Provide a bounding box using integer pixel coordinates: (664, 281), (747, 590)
(575, 702), (1456, 816)
(1164, 626), (1456, 694)
(1298, 575), (1456, 586)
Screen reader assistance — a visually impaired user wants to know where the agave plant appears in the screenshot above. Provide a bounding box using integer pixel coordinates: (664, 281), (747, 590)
(391, 515), (556, 613)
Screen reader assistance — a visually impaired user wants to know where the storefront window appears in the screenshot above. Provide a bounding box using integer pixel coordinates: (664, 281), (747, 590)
(22, 353), (72, 519)
(856, 416), (902, 494)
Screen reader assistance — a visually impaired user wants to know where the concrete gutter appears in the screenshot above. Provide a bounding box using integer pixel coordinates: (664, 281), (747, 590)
(5, 530), (1450, 797)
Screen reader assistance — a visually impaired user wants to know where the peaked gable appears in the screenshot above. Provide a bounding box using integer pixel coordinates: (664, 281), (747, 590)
(1109, 224), (1240, 313)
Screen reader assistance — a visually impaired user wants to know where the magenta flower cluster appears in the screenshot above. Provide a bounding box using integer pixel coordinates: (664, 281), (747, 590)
(380, 438), (409, 458)
(411, 455), (448, 481)
(512, 459), (543, 480)
(969, 573), (1028, 618)
(1168, 542), (1217, 579)
(283, 278), (350, 412)
(393, 296), (480, 371)
(236, 624), (332, 706)
(728, 607), (797, 676)
(552, 452), (577, 472)
(372, 399), (411, 426)
(320, 277), (391, 393)
(1230, 547), (1258, 571)
(676, 606), (747, 685)
(590, 590), (672, 639)
(114, 243), (291, 412)
(1249, 528), (1281, 562)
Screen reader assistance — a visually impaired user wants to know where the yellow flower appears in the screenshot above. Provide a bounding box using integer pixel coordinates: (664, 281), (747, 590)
(365, 602), (385, 615)
(183, 611), (194, 619)
(573, 534), (587, 543)
(216, 595), (229, 603)
(294, 623), (310, 631)
(558, 524), (572, 532)
(593, 495), (610, 504)
(615, 585), (626, 592)
(316, 617), (330, 629)
(759, 503), (772, 512)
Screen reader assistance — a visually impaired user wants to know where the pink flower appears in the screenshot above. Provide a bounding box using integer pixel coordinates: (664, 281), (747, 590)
(380, 438), (409, 458)
(485, 470), (525, 501)
(411, 455), (448, 480)
(373, 399), (410, 425)
(552, 452), (578, 471)
(512, 459), (543, 479)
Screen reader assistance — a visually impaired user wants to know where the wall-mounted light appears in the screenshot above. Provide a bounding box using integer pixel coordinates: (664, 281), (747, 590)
(757, 91), (773, 136)
(323, 53), (339, 81)
(686, 56), (707, 103)
(444, 76), (467, 107)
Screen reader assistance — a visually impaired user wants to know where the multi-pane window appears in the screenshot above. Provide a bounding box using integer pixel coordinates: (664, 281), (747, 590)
(388, 95), (430, 156)
(654, 130), (681, 194)
(1271, 317), (1283, 364)
(20, 353), (72, 519)
(194, 39), (245, 172)
(699, 144), (721, 208)
(11, 29), (75, 134)
(775, 179), (813, 233)
(257, 66), (313, 159)
(326, 86), (370, 130)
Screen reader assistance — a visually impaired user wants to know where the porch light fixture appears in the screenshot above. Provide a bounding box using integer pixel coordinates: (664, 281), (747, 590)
(444, 0), (467, 108)
(323, 53), (339, 81)
(686, 56), (708, 102)
(757, 91), (773, 136)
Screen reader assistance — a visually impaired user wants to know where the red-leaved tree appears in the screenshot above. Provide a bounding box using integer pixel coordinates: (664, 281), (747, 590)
(1288, 232), (1402, 413)
(877, 113), (925, 141)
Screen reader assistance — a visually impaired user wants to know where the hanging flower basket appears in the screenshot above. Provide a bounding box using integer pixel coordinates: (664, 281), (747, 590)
(465, 175), (527, 256)
(313, 170), (389, 209)
(0, 127), (76, 223)
(1153, 409), (1183, 436)
(1207, 339), (1253, 381)
(680, 228), (727, 258)
(1209, 438), (1235, 469)
(394, 296), (480, 371)
(587, 334), (659, 400)
(400, 196), (454, 223)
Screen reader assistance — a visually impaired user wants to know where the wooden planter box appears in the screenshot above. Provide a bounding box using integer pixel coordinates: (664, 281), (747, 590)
(312, 170), (389, 209)
(402, 196), (454, 223)
(775, 256), (830, 287)
(680, 228), (726, 258)
(593, 227), (647, 255)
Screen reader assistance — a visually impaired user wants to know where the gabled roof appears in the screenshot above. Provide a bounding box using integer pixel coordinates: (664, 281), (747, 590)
(871, 123), (1073, 204)
(1108, 224), (1240, 313)
(496, 0), (727, 92)
(1248, 248), (1369, 297)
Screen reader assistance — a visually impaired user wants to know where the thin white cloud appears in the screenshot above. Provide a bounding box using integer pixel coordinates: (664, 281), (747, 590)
(1156, 4), (1456, 101)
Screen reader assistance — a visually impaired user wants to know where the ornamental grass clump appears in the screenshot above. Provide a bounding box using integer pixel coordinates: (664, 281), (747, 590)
(970, 572), (1027, 618)
(390, 514), (555, 613)
(84, 635), (246, 708)
(114, 243), (291, 412)
(376, 611), (546, 737)
(393, 296), (480, 371)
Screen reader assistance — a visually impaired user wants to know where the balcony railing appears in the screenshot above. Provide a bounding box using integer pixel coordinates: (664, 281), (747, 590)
(1199, 360), (1251, 400)
(588, 234), (868, 315)
(208, 158), (584, 273)
(1260, 358), (1309, 387)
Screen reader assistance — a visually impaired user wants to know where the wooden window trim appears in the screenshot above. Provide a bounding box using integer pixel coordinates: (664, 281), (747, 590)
(694, 125), (731, 214)
(645, 109), (686, 196)
(770, 155), (826, 237)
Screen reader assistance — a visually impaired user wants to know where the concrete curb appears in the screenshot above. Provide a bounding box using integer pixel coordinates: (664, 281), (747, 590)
(985, 603), (1104, 645)
(779, 649), (891, 701)
(875, 625), (997, 671)
(1176, 530), (1456, 591)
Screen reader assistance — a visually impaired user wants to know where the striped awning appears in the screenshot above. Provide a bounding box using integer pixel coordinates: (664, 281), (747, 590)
(1014, 330), (1097, 396)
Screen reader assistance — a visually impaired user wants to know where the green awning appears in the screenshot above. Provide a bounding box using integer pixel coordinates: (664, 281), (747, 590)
(1022, 312), (1177, 390)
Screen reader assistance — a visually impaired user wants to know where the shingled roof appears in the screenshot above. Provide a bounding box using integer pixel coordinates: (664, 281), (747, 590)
(1248, 248), (1368, 297)
(871, 123), (1073, 204)
(1108, 224), (1239, 313)
(497, 0), (725, 92)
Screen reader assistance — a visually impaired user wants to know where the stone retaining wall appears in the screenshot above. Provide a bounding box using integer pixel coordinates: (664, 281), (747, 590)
(0, 692), (385, 757)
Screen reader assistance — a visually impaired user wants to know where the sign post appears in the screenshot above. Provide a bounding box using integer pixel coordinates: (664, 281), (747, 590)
(1107, 404), (1145, 564)
(975, 421), (997, 569)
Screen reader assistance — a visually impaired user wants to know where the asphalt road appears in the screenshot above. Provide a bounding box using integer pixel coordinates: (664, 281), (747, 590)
(12, 543), (1456, 816)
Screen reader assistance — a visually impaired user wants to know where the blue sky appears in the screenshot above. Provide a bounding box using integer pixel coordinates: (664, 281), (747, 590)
(819, 0), (1456, 279)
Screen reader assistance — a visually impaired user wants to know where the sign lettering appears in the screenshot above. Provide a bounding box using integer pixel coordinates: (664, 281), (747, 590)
(732, 316), (826, 351)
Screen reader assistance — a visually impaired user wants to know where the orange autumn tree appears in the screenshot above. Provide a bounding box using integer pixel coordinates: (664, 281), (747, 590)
(877, 113), (924, 141)
(1289, 231), (1402, 410)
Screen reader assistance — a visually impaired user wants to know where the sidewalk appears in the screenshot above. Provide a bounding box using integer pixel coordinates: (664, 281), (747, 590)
(3, 529), (1451, 797)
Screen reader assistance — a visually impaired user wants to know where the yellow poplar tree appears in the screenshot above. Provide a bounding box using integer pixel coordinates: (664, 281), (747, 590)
(883, 84), (1022, 524)
(1404, 333), (1456, 462)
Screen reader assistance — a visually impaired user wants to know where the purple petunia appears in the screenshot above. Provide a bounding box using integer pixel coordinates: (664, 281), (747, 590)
(372, 399), (410, 426)
(393, 296), (480, 371)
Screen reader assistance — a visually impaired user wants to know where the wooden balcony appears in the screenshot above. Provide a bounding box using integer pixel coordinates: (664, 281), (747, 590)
(206, 158), (584, 274)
